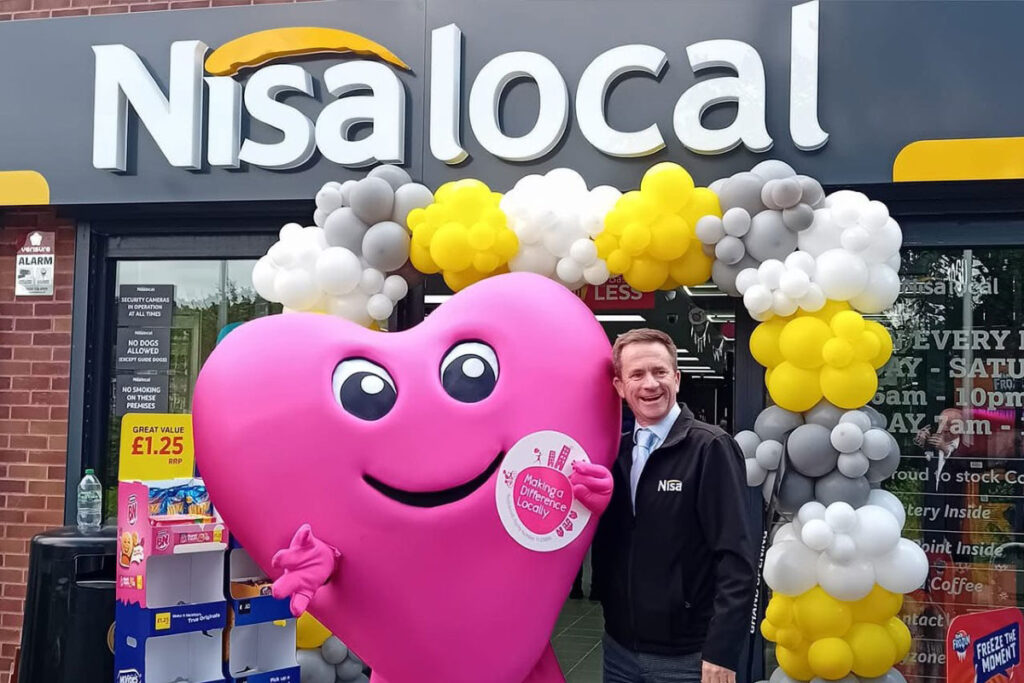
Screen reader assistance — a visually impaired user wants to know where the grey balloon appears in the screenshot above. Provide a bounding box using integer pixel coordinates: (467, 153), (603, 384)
(339, 179), (358, 205)
(324, 207), (368, 254)
(348, 675), (370, 683)
(702, 242), (718, 258)
(721, 208), (752, 237)
(760, 180), (782, 210)
(711, 254), (759, 296)
(321, 636), (349, 665)
(392, 183), (434, 226)
(837, 451), (870, 478)
(743, 210), (797, 262)
(782, 204), (815, 232)
(860, 404), (888, 429)
(797, 175), (825, 208)
(786, 424), (839, 477)
(708, 177), (727, 196)
(862, 669), (908, 683)
(714, 236), (746, 265)
(750, 159), (796, 182)
(754, 405), (803, 442)
(695, 215), (726, 244)
(804, 400), (845, 429)
(762, 470), (777, 504)
(866, 443), (901, 483)
(770, 178), (802, 209)
(814, 470), (871, 507)
(776, 469), (815, 514)
(735, 430), (760, 459)
(350, 177), (395, 225)
(335, 658), (363, 680)
(718, 172), (766, 216)
(367, 164), (412, 191)
(297, 648), (336, 683)
(362, 221), (411, 272)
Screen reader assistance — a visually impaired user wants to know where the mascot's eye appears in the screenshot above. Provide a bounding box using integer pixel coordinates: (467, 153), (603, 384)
(332, 359), (397, 421)
(440, 342), (498, 403)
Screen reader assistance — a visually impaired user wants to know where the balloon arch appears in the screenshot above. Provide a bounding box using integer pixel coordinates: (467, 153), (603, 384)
(251, 160), (924, 683)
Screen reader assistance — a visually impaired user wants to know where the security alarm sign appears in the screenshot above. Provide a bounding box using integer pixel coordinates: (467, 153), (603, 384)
(15, 231), (54, 296)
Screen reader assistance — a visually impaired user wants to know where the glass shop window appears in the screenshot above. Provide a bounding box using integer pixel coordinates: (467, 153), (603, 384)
(872, 247), (1024, 682)
(101, 260), (282, 519)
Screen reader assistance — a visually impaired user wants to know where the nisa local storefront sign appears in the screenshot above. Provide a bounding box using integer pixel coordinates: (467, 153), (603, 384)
(4, 0), (1024, 205)
(91, 3), (826, 173)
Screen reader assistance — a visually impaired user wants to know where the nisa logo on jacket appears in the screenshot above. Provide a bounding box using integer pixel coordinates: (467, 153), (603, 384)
(657, 479), (682, 492)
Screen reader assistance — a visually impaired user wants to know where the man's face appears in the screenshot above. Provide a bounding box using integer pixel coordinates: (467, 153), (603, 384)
(613, 341), (680, 427)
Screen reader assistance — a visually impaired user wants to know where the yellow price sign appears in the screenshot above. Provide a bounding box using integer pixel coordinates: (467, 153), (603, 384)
(119, 413), (195, 481)
(154, 612), (171, 631)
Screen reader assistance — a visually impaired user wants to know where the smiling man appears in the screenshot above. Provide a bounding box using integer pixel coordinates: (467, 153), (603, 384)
(592, 328), (756, 683)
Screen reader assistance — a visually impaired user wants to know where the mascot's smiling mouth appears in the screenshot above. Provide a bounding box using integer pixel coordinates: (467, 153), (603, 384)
(364, 451), (506, 507)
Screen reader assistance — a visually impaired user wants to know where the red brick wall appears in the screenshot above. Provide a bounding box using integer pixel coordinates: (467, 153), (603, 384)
(0, 210), (74, 683)
(0, 1), (317, 678)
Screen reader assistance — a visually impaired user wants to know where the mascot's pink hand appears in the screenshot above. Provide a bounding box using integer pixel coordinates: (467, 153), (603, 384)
(270, 524), (340, 617)
(569, 461), (613, 515)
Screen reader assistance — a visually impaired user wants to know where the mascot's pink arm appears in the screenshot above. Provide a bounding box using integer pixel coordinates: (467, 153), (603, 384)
(271, 524), (340, 617)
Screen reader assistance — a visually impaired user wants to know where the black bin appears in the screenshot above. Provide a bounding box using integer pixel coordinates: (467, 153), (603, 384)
(18, 526), (117, 683)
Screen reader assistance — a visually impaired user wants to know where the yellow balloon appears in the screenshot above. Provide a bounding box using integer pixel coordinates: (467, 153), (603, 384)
(794, 586), (853, 639)
(648, 214), (688, 261)
(778, 317), (831, 369)
(808, 637), (854, 680)
(765, 594), (795, 627)
(750, 319), (786, 368)
(680, 187), (722, 223)
(668, 243), (713, 286)
(621, 222), (652, 255)
(822, 338), (855, 368)
(776, 627), (803, 650)
(867, 321), (894, 368)
(831, 310), (866, 338)
(443, 267), (487, 292)
(846, 623), (897, 678)
(410, 242), (438, 274)
(594, 233), (617, 258)
(886, 616), (912, 660)
(814, 299), (851, 322)
(607, 249), (633, 275)
(625, 257), (669, 292)
(473, 251), (501, 273)
(821, 362), (878, 409)
(761, 619), (778, 642)
(296, 613), (331, 649)
(430, 226), (472, 272)
(494, 230), (519, 259)
(852, 330), (881, 361)
(640, 162), (695, 212)
(776, 644), (814, 681)
(851, 585), (902, 623)
(768, 362), (824, 412)
(468, 222), (496, 250)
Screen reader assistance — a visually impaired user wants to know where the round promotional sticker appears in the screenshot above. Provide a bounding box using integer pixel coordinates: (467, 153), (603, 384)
(496, 430), (592, 552)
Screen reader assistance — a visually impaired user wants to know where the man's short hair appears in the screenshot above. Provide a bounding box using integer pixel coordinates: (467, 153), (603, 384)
(612, 328), (678, 377)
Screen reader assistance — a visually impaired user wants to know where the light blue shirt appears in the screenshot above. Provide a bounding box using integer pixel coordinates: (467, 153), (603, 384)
(630, 403), (681, 509)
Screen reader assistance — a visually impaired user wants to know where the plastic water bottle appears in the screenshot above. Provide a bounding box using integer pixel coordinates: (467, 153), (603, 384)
(77, 469), (102, 533)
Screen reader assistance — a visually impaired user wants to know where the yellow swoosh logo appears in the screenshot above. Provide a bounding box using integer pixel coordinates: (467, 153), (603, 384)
(893, 137), (1024, 182)
(205, 27), (410, 77)
(0, 171), (49, 205)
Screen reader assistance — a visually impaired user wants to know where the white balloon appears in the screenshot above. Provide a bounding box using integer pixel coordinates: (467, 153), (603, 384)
(840, 226), (871, 252)
(746, 458), (768, 487)
(315, 186), (345, 213)
(772, 290), (798, 317)
(743, 285), (773, 315)
(542, 222), (576, 258)
(735, 430), (760, 459)
(764, 541), (820, 595)
(360, 268), (386, 295)
(824, 502), (857, 532)
(852, 505), (901, 557)
(874, 538), (929, 593)
(367, 293), (394, 321)
(779, 268), (811, 299)
(837, 451), (870, 478)
(279, 222), (304, 241)
(849, 263), (900, 313)
(583, 260), (610, 286)
(798, 210), (843, 256)
(382, 275), (409, 302)
(275, 269), (319, 310)
(815, 248), (869, 300)
(772, 522), (798, 543)
(798, 283), (826, 312)
(861, 218), (903, 264)
(785, 250), (817, 275)
(817, 554), (875, 601)
(862, 200), (890, 230)
(839, 410), (872, 432)
(861, 429), (893, 461)
(751, 308), (775, 322)
(867, 489), (906, 529)
(722, 207), (752, 237)
(735, 268), (760, 296)
(252, 256), (278, 301)
(831, 423), (865, 453)
(313, 208), (328, 228)
(794, 501), (827, 536)
(833, 203), (861, 230)
(755, 440), (783, 470)
(268, 241), (296, 268)
(758, 260), (786, 289)
(510, 246), (558, 277)
(829, 533), (857, 563)
(801, 519), (835, 551)
(315, 247), (362, 296)
(327, 291), (371, 326)
(569, 239), (598, 266)
(555, 258), (585, 285)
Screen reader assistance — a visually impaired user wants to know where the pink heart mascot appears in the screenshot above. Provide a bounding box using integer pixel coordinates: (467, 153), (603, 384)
(193, 272), (620, 683)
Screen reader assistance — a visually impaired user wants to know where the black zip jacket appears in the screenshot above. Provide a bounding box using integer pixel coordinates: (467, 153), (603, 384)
(592, 404), (756, 671)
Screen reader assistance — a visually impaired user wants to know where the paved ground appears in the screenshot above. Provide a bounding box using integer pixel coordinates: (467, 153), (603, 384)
(551, 598), (605, 682)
